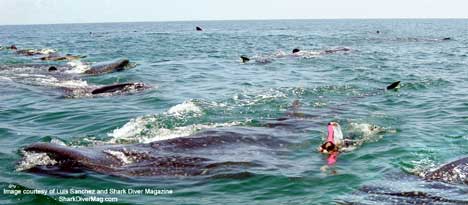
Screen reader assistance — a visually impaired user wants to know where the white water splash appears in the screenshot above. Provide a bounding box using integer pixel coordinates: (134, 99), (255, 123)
(21, 48), (57, 55)
(167, 100), (202, 117)
(232, 89), (287, 106)
(66, 61), (91, 74)
(0, 76), (13, 82)
(16, 151), (57, 171)
(108, 116), (242, 144)
(292, 50), (322, 58)
(348, 122), (386, 137)
(338, 122), (390, 152)
(50, 138), (68, 146)
(108, 115), (154, 142)
(55, 80), (89, 88)
(313, 102), (327, 107)
(6, 72), (89, 89)
(38, 48), (56, 55)
(31, 75), (88, 88)
(107, 100), (207, 143)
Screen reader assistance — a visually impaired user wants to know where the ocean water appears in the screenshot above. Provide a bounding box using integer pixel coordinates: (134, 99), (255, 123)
(0, 19), (467, 204)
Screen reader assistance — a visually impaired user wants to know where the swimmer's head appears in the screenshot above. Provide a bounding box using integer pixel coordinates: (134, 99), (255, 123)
(320, 141), (336, 153)
(292, 48), (300, 54)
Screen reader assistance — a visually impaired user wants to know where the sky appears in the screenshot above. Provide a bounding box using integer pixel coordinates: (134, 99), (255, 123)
(0, 0), (467, 25)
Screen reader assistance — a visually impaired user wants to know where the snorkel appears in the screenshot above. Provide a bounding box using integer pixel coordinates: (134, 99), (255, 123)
(327, 123), (335, 143)
(328, 122), (344, 145)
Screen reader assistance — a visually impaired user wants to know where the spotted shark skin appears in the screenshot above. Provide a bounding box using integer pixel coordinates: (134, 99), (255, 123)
(21, 127), (291, 178)
(423, 157), (468, 185)
(84, 59), (130, 75)
(339, 158), (468, 205)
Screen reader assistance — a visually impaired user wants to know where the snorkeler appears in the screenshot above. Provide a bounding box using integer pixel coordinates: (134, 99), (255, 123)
(318, 121), (386, 169)
(318, 122), (344, 166)
(318, 122), (361, 166)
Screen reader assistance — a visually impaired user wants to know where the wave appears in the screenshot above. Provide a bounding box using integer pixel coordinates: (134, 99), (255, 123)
(248, 48), (350, 63)
(5, 73), (89, 89)
(339, 122), (395, 152)
(167, 100), (203, 117)
(65, 60), (91, 74)
(107, 100), (245, 144)
(108, 116), (243, 144)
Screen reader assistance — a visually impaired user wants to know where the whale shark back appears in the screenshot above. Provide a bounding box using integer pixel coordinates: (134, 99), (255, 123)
(84, 59), (129, 75)
(423, 157), (468, 184)
(20, 127), (291, 178)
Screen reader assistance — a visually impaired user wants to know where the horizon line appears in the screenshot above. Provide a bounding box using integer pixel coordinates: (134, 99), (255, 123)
(1, 17), (467, 26)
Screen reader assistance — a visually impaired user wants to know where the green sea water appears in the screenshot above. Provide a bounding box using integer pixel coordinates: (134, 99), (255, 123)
(0, 19), (467, 204)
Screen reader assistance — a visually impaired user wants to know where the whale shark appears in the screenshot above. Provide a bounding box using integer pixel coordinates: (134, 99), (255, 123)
(62, 82), (150, 98)
(423, 157), (468, 184)
(40, 54), (86, 62)
(21, 127), (291, 177)
(0, 58), (133, 76)
(0, 59), (148, 97)
(240, 47), (352, 64)
(337, 157), (468, 204)
(84, 59), (130, 75)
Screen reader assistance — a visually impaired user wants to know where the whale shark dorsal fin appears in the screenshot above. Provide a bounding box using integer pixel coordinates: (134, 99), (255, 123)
(91, 83), (134, 95)
(48, 66), (58, 72)
(240, 55), (250, 63)
(291, 99), (301, 111)
(285, 99), (305, 118)
(386, 81), (401, 90)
